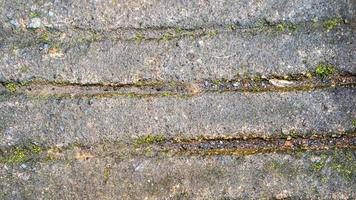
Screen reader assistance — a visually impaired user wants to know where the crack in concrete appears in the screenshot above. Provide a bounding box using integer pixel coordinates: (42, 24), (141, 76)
(1, 18), (349, 49)
(1, 132), (355, 164)
(1, 75), (355, 98)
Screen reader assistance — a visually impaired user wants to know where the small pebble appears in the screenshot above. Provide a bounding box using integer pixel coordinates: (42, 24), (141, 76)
(10, 19), (20, 28)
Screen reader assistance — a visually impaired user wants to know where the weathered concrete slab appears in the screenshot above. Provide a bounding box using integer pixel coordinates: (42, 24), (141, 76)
(0, 150), (355, 199)
(0, 0), (353, 30)
(0, 25), (354, 84)
(0, 1), (355, 198)
(0, 87), (354, 146)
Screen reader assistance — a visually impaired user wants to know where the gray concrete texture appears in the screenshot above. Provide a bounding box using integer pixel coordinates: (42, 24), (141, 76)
(1, 150), (355, 199)
(0, 87), (354, 146)
(0, 0), (355, 199)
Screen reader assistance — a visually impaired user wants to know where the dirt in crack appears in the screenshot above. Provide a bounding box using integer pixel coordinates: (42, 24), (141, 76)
(1, 133), (355, 164)
(1, 74), (355, 98)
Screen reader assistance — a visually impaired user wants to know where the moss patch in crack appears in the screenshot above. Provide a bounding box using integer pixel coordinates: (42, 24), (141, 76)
(0, 143), (44, 164)
(175, 28), (183, 36)
(5, 83), (19, 93)
(276, 23), (285, 32)
(324, 17), (343, 32)
(133, 33), (145, 42)
(4, 148), (27, 163)
(161, 33), (176, 41)
(315, 63), (336, 78)
(134, 135), (166, 145)
(208, 30), (219, 37)
(103, 167), (111, 184)
(29, 12), (40, 18)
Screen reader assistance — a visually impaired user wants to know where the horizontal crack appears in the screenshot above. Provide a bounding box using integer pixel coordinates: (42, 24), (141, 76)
(1, 132), (355, 164)
(1, 74), (355, 98)
(1, 17), (349, 50)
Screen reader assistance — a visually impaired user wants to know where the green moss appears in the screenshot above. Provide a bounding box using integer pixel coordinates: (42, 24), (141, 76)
(213, 80), (222, 85)
(6, 148), (27, 163)
(352, 119), (356, 127)
(287, 24), (298, 32)
(143, 147), (155, 157)
(161, 33), (175, 41)
(315, 63), (336, 78)
(330, 151), (355, 180)
(103, 167), (111, 183)
(175, 28), (183, 35)
(40, 33), (50, 43)
(288, 129), (298, 138)
(0, 143), (44, 164)
(252, 74), (263, 82)
(134, 135), (166, 145)
(321, 176), (329, 184)
(324, 17), (343, 32)
(312, 161), (324, 171)
(162, 92), (170, 97)
(133, 33), (145, 42)
(311, 154), (328, 171)
(5, 83), (18, 93)
(29, 143), (43, 154)
(276, 23), (285, 32)
(332, 163), (352, 179)
(275, 23), (299, 33)
(29, 12), (40, 18)
(208, 30), (219, 37)
(251, 86), (261, 92)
